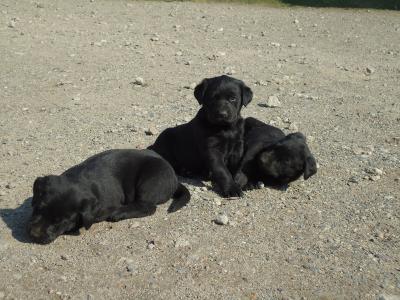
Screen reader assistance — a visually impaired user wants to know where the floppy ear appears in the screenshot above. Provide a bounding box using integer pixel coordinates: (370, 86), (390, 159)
(241, 83), (253, 107)
(32, 176), (49, 207)
(79, 198), (97, 230)
(194, 78), (208, 105)
(304, 155), (317, 180)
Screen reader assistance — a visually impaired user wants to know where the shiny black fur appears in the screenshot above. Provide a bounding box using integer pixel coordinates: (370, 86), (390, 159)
(235, 117), (317, 189)
(29, 149), (190, 244)
(149, 75), (253, 197)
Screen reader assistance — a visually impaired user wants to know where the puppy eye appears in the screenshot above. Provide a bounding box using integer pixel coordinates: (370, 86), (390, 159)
(229, 97), (237, 102)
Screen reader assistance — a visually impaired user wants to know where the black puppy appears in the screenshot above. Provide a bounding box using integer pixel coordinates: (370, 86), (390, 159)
(29, 149), (190, 244)
(235, 117), (317, 189)
(149, 75), (253, 197)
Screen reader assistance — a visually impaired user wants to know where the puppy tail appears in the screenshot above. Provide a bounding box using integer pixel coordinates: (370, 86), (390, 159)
(167, 183), (191, 213)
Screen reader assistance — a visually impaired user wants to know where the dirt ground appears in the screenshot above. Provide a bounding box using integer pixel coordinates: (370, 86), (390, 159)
(0, 0), (399, 299)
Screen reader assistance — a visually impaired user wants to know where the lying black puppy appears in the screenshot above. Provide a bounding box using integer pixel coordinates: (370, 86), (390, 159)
(235, 117), (317, 189)
(149, 75), (253, 197)
(29, 149), (190, 244)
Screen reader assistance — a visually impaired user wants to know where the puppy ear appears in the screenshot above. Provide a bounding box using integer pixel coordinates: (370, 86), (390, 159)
(194, 79), (208, 105)
(241, 83), (253, 107)
(79, 198), (97, 229)
(304, 155), (317, 180)
(32, 176), (49, 207)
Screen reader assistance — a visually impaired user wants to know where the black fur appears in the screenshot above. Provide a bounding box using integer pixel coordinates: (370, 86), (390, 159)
(149, 75), (253, 197)
(235, 117), (317, 189)
(29, 149), (190, 244)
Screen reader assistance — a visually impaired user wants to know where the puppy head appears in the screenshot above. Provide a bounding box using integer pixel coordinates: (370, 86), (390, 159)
(194, 75), (253, 125)
(256, 133), (317, 185)
(29, 176), (95, 244)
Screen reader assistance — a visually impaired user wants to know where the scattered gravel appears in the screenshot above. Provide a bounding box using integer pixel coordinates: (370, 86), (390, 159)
(0, 1), (399, 299)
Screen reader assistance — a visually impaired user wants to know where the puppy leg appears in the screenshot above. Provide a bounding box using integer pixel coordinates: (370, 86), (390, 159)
(107, 203), (156, 222)
(208, 151), (243, 197)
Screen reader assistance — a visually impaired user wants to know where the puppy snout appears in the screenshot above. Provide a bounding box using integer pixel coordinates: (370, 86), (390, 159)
(217, 110), (229, 118)
(29, 225), (42, 239)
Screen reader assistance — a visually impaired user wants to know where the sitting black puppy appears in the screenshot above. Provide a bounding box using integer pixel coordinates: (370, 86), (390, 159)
(149, 75), (253, 197)
(235, 117), (317, 189)
(29, 149), (190, 244)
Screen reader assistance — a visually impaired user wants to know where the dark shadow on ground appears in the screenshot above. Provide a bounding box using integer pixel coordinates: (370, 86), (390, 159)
(281, 0), (399, 10)
(0, 197), (33, 243)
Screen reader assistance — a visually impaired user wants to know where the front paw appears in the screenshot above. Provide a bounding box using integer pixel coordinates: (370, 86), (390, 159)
(234, 171), (248, 188)
(221, 183), (243, 198)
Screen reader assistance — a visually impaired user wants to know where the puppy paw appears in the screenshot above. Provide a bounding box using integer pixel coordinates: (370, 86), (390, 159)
(221, 183), (243, 198)
(234, 172), (248, 188)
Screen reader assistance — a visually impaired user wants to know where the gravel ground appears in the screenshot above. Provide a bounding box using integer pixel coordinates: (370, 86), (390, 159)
(0, 0), (399, 299)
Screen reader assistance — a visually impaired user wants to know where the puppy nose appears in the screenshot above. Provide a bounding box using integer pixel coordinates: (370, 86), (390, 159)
(29, 225), (42, 238)
(218, 110), (228, 118)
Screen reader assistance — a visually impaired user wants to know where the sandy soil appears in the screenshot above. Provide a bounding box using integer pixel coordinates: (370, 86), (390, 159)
(0, 0), (399, 299)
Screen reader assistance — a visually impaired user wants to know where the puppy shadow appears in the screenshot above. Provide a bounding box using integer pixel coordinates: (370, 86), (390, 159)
(0, 197), (33, 243)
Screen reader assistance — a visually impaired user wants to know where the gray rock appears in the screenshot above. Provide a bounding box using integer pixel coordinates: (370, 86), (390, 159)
(288, 122), (298, 131)
(224, 66), (236, 75)
(214, 213), (229, 225)
(365, 167), (383, 178)
(145, 126), (158, 136)
(213, 198), (222, 206)
(133, 77), (145, 86)
(125, 259), (136, 273)
(8, 20), (16, 28)
(257, 182), (265, 189)
(366, 66), (375, 74)
(348, 176), (360, 184)
(259, 95), (281, 108)
(174, 237), (190, 248)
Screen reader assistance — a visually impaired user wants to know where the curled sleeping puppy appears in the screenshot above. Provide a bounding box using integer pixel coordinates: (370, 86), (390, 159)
(234, 117), (317, 190)
(149, 75), (253, 197)
(29, 149), (190, 244)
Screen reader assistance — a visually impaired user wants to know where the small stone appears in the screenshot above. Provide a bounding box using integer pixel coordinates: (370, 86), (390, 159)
(60, 254), (68, 260)
(294, 19), (299, 24)
(184, 61), (191, 65)
(145, 126), (158, 136)
(378, 294), (400, 300)
(147, 240), (155, 250)
(129, 221), (140, 228)
(5, 183), (14, 189)
(125, 259), (136, 273)
(289, 43), (297, 48)
(174, 237), (190, 248)
(365, 167), (383, 176)
(288, 122), (298, 131)
(259, 95), (281, 108)
(257, 182), (265, 189)
(214, 213), (229, 225)
(271, 42), (280, 47)
(22, 107), (29, 111)
(366, 66), (375, 74)
(8, 20), (16, 28)
(150, 36), (159, 41)
(184, 83), (196, 90)
(132, 77), (145, 86)
(369, 175), (381, 181)
(348, 176), (360, 184)
(176, 51), (183, 56)
(224, 66), (236, 75)
(213, 198), (222, 206)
